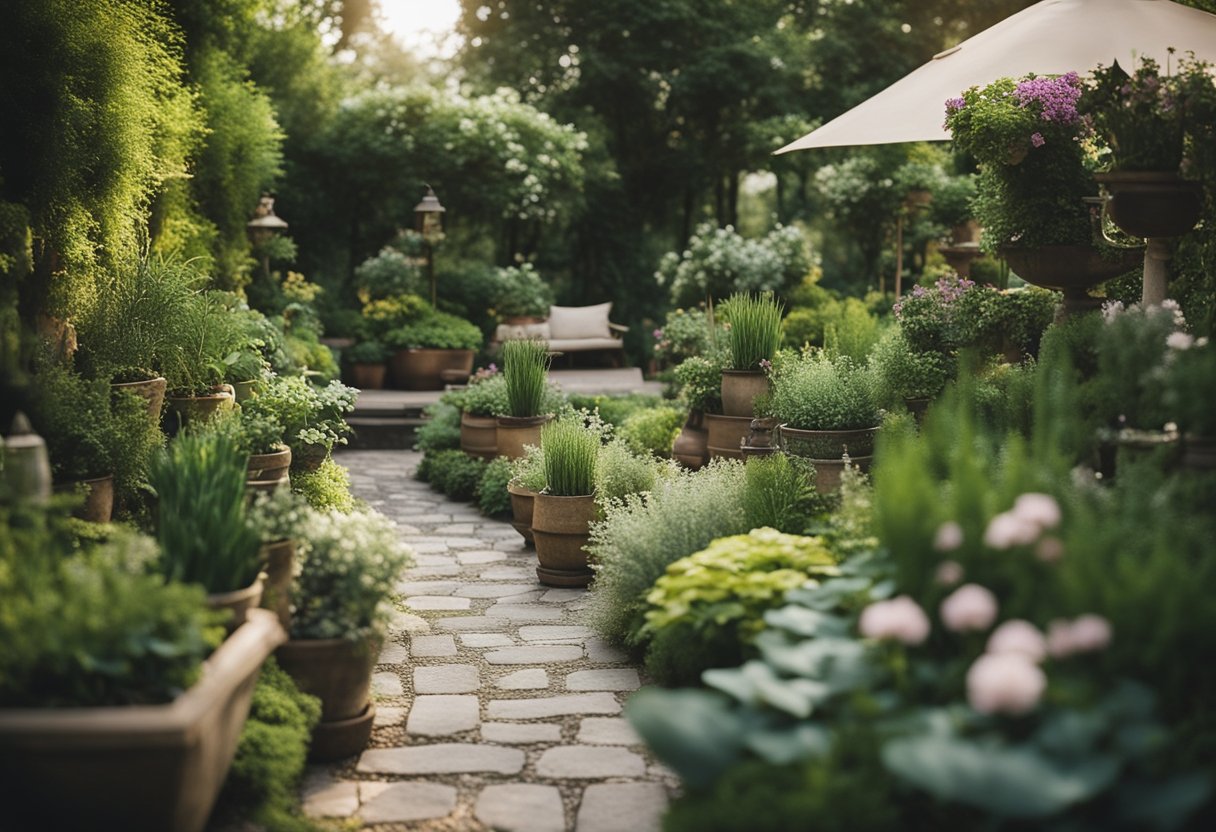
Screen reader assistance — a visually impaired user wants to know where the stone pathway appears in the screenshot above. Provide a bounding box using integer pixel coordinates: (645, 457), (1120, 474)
(302, 450), (674, 831)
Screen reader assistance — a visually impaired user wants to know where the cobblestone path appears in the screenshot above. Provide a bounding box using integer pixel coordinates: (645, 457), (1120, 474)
(302, 450), (675, 831)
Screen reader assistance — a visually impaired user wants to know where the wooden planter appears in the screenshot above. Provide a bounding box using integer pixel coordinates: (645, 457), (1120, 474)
(0, 610), (286, 832)
(54, 474), (114, 523)
(496, 415), (551, 460)
(351, 363), (387, 391)
(721, 370), (769, 418)
(247, 447), (291, 482)
(705, 413), (752, 461)
(260, 539), (295, 630)
(672, 410), (709, 470)
(531, 493), (596, 588)
(390, 348), (475, 391)
(206, 574), (265, 633)
(166, 386), (235, 428)
(111, 376), (166, 425)
(276, 634), (380, 761)
(461, 412), (499, 459)
(507, 481), (537, 545)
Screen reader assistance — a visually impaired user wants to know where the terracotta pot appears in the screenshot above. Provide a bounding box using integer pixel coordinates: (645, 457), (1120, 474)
(111, 376), (167, 424)
(260, 539), (295, 630)
(247, 447), (291, 482)
(230, 380), (259, 403)
(1095, 171), (1203, 239)
(704, 413), (752, 461)
(276, 635), (380, 724)
(672, 410), (709, 470)
(292, 444), (328, 473)
(351, 363), (387, 390)
(720, 370), (770, 418)
(1181, 435), (1216, 472)
(461, 412), (499, 459)
(778, 424), (879, 460)
(166, 385), (235, 428)
(1000, 245), (1142, 313)
(390, 348), (475, 391)
(207, 575), (265, 633)
(531, 493), (596, 587)
(309, 703), (376, 762)
(507, 481), (537, 545)
(0, 610), (285, 832)
(496, 414), (551, 460)
(54, 474), (114, 523)
(805, 455), (873, 492)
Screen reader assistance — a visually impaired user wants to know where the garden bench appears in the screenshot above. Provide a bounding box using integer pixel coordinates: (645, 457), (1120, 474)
(494, 302), (629, 366)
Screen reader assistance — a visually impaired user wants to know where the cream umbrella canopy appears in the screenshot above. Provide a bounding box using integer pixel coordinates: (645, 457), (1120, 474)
(776, 0), (1216, 153)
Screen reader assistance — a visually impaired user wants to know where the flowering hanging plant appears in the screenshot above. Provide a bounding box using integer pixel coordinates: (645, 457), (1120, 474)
(945, 73), (1099, 251)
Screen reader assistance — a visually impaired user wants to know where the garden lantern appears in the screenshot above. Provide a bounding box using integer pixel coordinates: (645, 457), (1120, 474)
(413, 185), (445, 306)
(246, 194), (289, 281)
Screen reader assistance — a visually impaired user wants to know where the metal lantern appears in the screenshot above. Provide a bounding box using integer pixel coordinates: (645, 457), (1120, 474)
(1, 412), (52, 502)
(246, 194), (289, 245)
(413, 186), (445, 306)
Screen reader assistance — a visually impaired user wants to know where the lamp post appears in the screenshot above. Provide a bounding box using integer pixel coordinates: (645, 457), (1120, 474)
(246, 194), (289, 282)
(413, 185), (445, 307)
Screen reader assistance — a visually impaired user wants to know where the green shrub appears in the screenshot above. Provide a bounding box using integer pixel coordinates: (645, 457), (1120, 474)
(461, 374), (510, 417)
(477, 456), (513, 516)
(1093, 302), (1179, 430)
(361, 293), (430, 337)
(291, 457), (356, 513)
(653, 307), (727, 367)
(347, 340), (389, 364)
(867, 327), (954, 405)
(490, 263), (554, 318)
(415, 402), (462, 453)
(510, 443), (548, 492)
(502, 338), (551, 418)
(384, 311), (482, 351)
(619, 405), (684, 458)
(742, 454), (819, 534)
(355, 247), (426, 300)
(783, 297), (881, 362)
(542, 418), (599, 497)
(674, 347), (729, 414)
(723, 292), (784, 371)
(588, 459), (749, 647)
(766, 351), (881, 431)
(639, 528), (838, 685)
(595, 440), (661, 509)
(241, 376), (355, 458)
(427, 449), (487, 502)
(566, 393), (663, 427)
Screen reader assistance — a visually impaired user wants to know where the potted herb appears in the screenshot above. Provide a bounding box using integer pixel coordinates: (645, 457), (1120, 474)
(247, 489), (312, 630)
(676, 346), (733, 465)
(346, 340), (389, 390)
(497, 338), (553, 459)
(490, 263), (555, 323)
(162, 291), (254, 426)
(720, 292), (783, 418)
(207, 409), (292, 485)
(149, 432), (265, 630)
(507, 444), (547, 545)
(531, 418), (600, 587)
(767, 351), (882, 490)
(241, 376), (355, 473)
(275, 509), (412, 760)
(868, 328), (954, 420)
(384, 309), (482, 390)
(0, 502), (286, 832)
(459, 370), (509, 459)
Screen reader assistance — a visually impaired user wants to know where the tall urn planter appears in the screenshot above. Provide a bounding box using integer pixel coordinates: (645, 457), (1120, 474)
(720, 370), (769, 418)
(276, 634), (380, 761)
(54, 474), (115, 523)
(1000, 245), (1142, 315)
(496, 415), (550, 460)
(672, 410), (709, 470)
(0, 610), (286, 832)
(531, 493), (596, 587)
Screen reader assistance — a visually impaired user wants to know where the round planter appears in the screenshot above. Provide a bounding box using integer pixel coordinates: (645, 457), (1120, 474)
(351, 362), (387, 390)
(166, 386), (235, 428)
(1000, 245), (1142, 312)
(496, 414), (552, 460)
(247, 447), (291, 482)
(390, 348), (475, 391)
(0, 610), (285, 832)
(276, 635), (380, 723)
(292, 444), (328, 473)
(207, 575), (265, 633)
(672, 410), (709, 470)
(779, 424), (879, 460)
(804, 455), (873, 493)
(230, 380), (259, 403)
(111, 376), (167, 425)
(309, 703), (376, 762)
(1095, 171), (1203, 239)
(721, 370), (770, 418)
(260, 539), (295, 630)
(461, 412), (499, 459)
(1182, 435), (1216, 472)
(531, 493), (596, 588)
(507, 481), (537, 545)
(54, 474), (114, 523)
(704, 413), (752, 461)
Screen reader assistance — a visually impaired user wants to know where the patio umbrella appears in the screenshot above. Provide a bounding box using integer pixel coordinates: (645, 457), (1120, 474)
(777, 0), (1216, 153)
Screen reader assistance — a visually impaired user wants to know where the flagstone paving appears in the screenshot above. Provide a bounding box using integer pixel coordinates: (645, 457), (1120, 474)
(302, 450), (674, 831)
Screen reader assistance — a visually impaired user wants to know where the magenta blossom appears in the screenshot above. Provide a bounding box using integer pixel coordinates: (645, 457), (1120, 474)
(653, 328), (664, 340)
(1030, 132), (1045, 148)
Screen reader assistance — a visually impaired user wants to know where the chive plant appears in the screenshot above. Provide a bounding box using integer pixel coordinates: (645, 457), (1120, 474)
(724, 292), (784, 371)
(149, 431), (262, 593)
(503, 338), (551, 417)
(541, 418), (599, 497)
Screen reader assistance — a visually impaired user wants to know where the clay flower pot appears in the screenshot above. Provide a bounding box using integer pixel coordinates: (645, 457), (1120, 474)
(206, 574), (265, 633)
(111, 376), (166, 425)
(704, 412), (752, 461)
(720, 369), (770, 418)
(259, 539), (295, 630)
(292, 444), (328, 473)
(672, 410), (709, 470)
(390, 348), (475, 391)
(461, 412), (499, 459)
(0, 610), (286, 832)
(778, 424), (877, 492)
(166, 385), (235, 428)
(247, 447), (291, 483)
(507, 480), (537, 545)
(351, 363), (387, 390)
(531, 493), (597, 588)
(276, 634), (381, 761)
(496, 414), (552, 460)
(230, 380), (259, 402)
(54, 474), (114, 523)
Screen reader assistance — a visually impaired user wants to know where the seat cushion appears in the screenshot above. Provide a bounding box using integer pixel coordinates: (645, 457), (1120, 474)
(547, 302), (612, 340)
(495, 322), (551, 342)
(545, 337), (623, 352)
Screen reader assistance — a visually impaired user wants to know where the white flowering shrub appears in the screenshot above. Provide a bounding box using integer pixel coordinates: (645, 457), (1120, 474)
(656, 222), (812, 307)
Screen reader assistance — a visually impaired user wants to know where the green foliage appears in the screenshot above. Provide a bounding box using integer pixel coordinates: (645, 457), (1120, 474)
(868, 328), (954, 404)
(385, 311), (483, 351)
(502, 338), (551, 418)
(461, 374), (510, 417)
(565, 393), (663, 427)
(355, 246), (426, 301)
(0, 502), (214, 707)
(292, 508), (413, 642)
(242, 376), (355, 456)
(201, 408), (285, 457)
(159, 289), (260, 395)
(589, 459), (749, 648)
(674, 346), (730, 414)
(510, 442), (548, 493)
(618, 405), (684, 458)
(724, 292), (784, 371)
(766, 351), (881, 432)
(362, 293), (430, 338)
(490, 263), (554, 319)
(290, 457), (356, 513)
(1093, 302), (1181, 430)
(347, 340), (389, 364)
(149, 431), (262, 593)
(742, 454), (819, 535)
(425, 450), (488, 502)
(414, 402), (462, 453)
(1163, 335), (1216, 436)
(658, 223), (812, 307)
(541, 418), (599, 496)
(594, 439), (662, 509)
(930, 174), (978, 228)
(653, 306), (727, 367)
(639, 528), (838, 685)
(477, 456), (514, 517)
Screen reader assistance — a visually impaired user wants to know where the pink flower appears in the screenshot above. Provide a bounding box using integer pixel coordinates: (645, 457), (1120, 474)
(987, 619), (1047, 662)
(983, 511), (1040, 549)
(653, 328), (664, 340)
(967, 653), (1047, 716)
(1030, 132), (1045, 148)
(940, 583), (999, 632)
(1012, 493), (1062, 530)
(1035, 536), (1065, 563)
(933, 521), (964, 552)
(935, 560), (964, 587)
(1047, 615), (1113, 658)
(858, 596), (931, 645)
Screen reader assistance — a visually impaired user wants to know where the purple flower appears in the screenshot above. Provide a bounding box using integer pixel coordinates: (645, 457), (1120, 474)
(653, 328), (664, 340)
(759, 358), (772, 371)
(1030, 132), (1045, 148)
(945, 96), (966, 113)
(1013, 72), (1082, 125)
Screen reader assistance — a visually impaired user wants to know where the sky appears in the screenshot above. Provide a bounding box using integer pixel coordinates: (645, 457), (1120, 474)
(377, 0), (463, 56)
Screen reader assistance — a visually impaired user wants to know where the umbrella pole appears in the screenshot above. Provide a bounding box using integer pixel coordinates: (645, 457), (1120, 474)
(895, 212), (904, 302)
